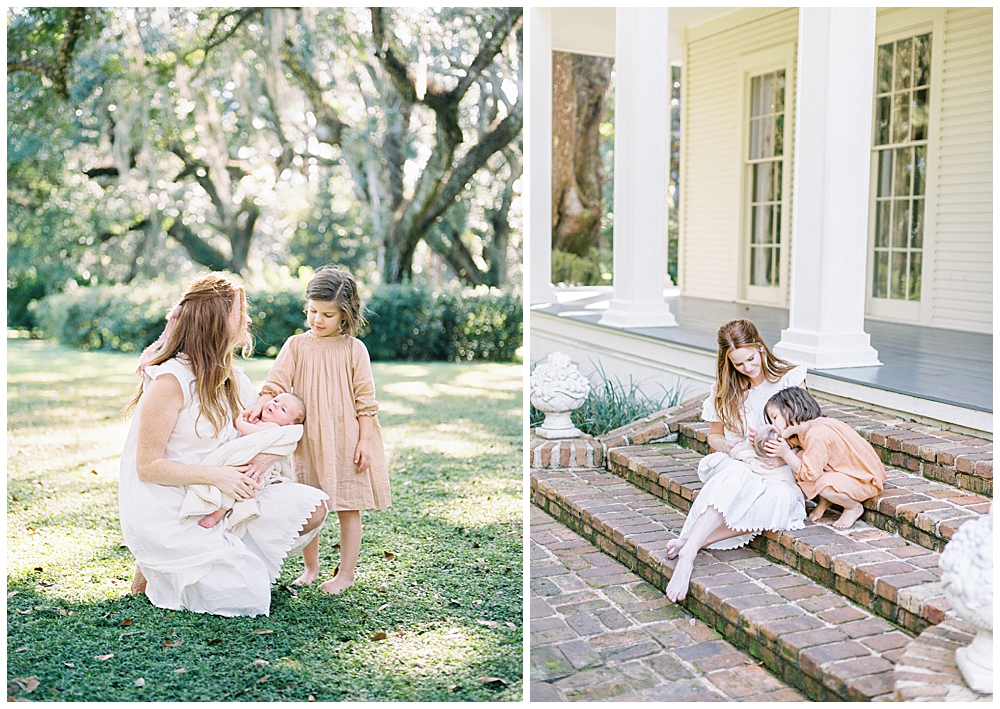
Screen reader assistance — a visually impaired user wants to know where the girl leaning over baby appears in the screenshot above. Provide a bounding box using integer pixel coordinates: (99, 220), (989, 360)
(762, 387), (886, 529)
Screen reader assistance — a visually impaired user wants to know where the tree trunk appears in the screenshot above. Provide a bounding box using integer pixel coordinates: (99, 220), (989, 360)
(551, 52), (613, 256)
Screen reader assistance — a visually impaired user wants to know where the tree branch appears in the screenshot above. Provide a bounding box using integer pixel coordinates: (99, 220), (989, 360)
(166, 219), (230, 271)
(448, 9), (521, 103)
(369, 7), (418, 104)
(191, 8), (261, 62)
(53, 7), (86, 99)
(280, 40), (347, 145)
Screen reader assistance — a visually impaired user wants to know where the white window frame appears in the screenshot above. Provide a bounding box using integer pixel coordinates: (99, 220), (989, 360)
(736, 43), (796, 307)
(865, 9), (944, 324)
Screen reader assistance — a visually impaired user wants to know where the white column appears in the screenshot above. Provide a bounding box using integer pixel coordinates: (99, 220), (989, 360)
(600, 7), (677, 328)
(526, 7), (555, 304)
(774, 8), (881, 369)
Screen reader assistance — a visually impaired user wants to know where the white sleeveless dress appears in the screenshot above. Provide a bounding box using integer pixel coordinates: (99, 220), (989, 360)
(118, 358), (328, 617)
(684, 366), (808, 549)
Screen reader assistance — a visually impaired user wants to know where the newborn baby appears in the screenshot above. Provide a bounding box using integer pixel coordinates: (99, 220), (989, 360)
(729, 424), (796, 479)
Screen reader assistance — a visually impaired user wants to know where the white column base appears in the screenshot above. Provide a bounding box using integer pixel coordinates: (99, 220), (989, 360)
(774, 328), (881, 369)
(530, 283), (557, 305)
(600, 298), (678, 328)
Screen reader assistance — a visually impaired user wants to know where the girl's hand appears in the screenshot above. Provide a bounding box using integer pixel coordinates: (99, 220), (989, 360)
(243, 395), (273, 424)
(354, 440), (371, 474)
(764, 436), (792, 458)
(244, 453), (282, 483)
(210, 465), (261, 500)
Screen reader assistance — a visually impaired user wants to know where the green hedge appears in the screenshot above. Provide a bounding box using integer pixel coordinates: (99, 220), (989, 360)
(29, 280), (522, 362)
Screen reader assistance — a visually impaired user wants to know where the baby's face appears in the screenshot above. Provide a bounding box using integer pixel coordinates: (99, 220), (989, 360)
(261, 394), (302, 426)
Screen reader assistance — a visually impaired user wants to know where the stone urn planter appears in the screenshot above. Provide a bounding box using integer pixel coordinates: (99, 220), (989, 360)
(940, 504), (993, 694)
(530, 352), (590, 439)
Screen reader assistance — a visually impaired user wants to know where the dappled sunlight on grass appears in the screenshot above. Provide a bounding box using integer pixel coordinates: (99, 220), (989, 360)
(7, 339), (523, 701)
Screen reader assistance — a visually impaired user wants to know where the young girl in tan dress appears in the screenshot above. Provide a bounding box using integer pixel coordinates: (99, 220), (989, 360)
(763, 387), (885, 530)
(245, 266), (391, 594)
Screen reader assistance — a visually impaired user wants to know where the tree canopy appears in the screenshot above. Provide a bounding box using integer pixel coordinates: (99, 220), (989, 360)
(7, 7), (522, 316)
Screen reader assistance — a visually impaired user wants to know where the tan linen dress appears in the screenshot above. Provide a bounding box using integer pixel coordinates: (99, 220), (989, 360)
(795, 417), (886, 502)
(260, 332), (391, 511)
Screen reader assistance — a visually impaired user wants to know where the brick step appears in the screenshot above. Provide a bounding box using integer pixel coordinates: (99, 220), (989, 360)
(675, 400), (992, 498)
(531, 467), (914, 701)
(608, 443), (952, 634)
(892, 618), (990, 702)
(529, 435), (604, 469)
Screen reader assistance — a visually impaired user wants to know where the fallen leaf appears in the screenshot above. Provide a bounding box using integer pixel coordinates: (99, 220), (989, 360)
(119, 619), (133, 627)
(95, 654), (114, 661)
(38, 580), (54, 587)
(383, 551), (395, 561)
(376, 603), (390, 612)
(10, 677), (39, 693)
(471, 542), (480, 548)
(371, 632), (387, 641)
(332, 543), (341, 550)
(689, 619), (696, 626)
(257, 675), (271, 683)
(307, 695), (315, 702)
(164, 639), (183, 648)
(279, 585), (298, 597)
(173, 668), (186, 675)
(476, 677), (508, 686)
(207, 638), (223, 646)
(505, 622), (516, 629)
(472, 599), (483, 606)
(10, 496), (18, 502)
(253, 629), (274, 635)
(387, 573), (395, 578)
(16, 609), (32, 615)
(7, 591), (16, 599)
(33, 567), (42, 572)
(252, 659), (269, 668)
(476, 619), (500, 627)
(450, 599), (461, 606)
(14, 647), (27, 652)
(102, 613), (112, 619)
(447, 685), (460, 693)
(170, 631), (178, 636)
(134, 678), (145, 688)
(505, 568), (513, 573)
(63, 663), (74, 669)
(90, 470), (98, 475)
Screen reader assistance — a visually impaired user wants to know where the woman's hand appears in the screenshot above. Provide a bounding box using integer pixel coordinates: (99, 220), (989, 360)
(243, 453), (282, 483)
(209, 465), (261, 500)
(354, 440), (371, 474)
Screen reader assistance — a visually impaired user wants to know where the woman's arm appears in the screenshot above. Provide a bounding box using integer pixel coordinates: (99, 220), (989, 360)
(707, 422), (733, 454)
(134, 375), (261, 500)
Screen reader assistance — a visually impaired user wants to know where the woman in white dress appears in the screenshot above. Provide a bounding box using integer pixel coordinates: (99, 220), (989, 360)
(665, 319), (807, 602)
(119, 274), (328, 617)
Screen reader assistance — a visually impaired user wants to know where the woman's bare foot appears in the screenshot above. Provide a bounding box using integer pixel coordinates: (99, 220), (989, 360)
(319, 568), (353, 595)
(292, 567), (320, 586)
(832, 503), (864, 529)
(665, 556), (694, 602)
(666, 538), (685, 559)
(130, 564), (147, 595)
(198, 508), (227, 529)
(807, 498), (831, 523)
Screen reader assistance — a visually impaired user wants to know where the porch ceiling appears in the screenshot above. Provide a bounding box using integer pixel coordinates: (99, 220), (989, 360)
(550, 7), (738, 63)
(531, 288), (993, 414)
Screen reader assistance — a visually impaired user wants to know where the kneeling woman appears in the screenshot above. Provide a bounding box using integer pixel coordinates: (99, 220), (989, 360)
(665, 319), (807, 602)
(119, 274), (328, 617)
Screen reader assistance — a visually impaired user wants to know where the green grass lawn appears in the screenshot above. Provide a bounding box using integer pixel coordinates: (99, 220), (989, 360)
(6, 338), (524, 701)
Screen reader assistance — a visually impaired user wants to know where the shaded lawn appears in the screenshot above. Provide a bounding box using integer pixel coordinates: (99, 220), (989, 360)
(6, 339), (524, 701)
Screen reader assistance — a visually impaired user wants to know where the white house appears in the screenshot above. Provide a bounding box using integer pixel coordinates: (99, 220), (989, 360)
(527, 7), (992, 435)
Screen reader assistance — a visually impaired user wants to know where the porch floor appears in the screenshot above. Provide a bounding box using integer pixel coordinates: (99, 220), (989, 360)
(531, 288), (992, 413)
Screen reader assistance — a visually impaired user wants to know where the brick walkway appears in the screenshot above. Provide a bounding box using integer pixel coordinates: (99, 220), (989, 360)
(530, 506), (804, 702)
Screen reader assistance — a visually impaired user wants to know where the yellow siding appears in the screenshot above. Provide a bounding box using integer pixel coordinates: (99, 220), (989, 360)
(680, 9), (799, 301)
(932, 8), (992, 332)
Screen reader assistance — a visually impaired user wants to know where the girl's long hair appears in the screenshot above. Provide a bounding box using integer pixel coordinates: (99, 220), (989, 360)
(713, 319), (795, 436)
(124, 274), (252, 435)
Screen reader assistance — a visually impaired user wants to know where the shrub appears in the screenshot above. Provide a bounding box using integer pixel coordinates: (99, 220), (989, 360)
(551, 248), (611, 286)
(29, 279), (522, 362)
(530, 362), (689, 437)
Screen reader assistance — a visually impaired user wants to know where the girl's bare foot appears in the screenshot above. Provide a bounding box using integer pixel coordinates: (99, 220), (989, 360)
(832, 503), (864, 529)
(807, 498), (831, 523)
(198, 509), (227, 529)
(666, 538), (685, 559)
(665, 557), (693, 602)
(130, 564), (147, 595)
(292, 567), (320, 586)
(319, 568), (353, 595)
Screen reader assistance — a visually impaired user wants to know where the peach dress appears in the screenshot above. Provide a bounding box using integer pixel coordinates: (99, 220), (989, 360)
(795, 418), (886, 501)
(260, 332), (391, 511)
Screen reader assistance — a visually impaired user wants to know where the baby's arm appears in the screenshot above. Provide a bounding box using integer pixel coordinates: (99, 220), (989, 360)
(242, 395), (273, 424)
(235, 417), (278, 435)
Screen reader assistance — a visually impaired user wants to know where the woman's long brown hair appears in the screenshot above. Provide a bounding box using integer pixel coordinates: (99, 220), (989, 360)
(124, 274), (252, 436)
(713, 319), (795, 436)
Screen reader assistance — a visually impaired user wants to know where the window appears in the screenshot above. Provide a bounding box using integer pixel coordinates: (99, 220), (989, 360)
(746, 71), (785, 290)
(871, 33), (930, 302)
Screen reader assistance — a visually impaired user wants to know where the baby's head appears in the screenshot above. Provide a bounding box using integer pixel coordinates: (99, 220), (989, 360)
(764, 386), (822, 432)
(753, 424), (781, 458)
(261, 393), (306, 426)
